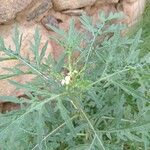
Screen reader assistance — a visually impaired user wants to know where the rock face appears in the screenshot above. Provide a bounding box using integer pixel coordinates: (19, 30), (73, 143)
(41, 15), (59, 30)
(122, 0), (146, 26)
(26, 0), (53, 21)
(52, 0), (96, 11)
(0, 0), (146, 111)
(0, 0), (32, 24)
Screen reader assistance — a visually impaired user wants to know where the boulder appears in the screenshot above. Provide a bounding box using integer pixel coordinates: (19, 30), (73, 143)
(0, 0), (32, 24)
(26, 0), (53, 21)
(52, 0), (96, 11)
(121, 0), (146, 25)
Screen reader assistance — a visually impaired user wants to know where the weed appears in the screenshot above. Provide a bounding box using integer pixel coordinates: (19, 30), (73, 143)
(0, 12), (149, 150)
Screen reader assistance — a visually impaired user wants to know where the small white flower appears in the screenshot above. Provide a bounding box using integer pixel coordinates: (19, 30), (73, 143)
(61, 75), (71, 86)
(68, 72), (72, 76)
(74, 70), (78, 74)
(65, 75), (71, 85)
(61, 79), (66, 85)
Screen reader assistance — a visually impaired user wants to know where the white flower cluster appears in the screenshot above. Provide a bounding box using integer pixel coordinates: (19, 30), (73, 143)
(61, 75), (71, 85)
(61, 70), (78, 86)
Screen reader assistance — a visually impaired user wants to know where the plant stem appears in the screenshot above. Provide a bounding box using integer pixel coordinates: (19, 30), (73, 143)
(71, 101), (105, 150)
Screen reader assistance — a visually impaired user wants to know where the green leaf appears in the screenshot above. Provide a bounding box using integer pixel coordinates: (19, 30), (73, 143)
(47, 24), (66, 38)
(12, 26), (22, 54)
(30, 27), (41, 69)
(0, 56), (16, 62)
(107, 12), (124, 20)
(111, 80), (149, 103)
(54, 52), (66, 73)
(80, 14), (94, 34)
(57, 99), (75, 132)
(40, 40), (48, 63)
(0, 74), (19, 80)
(130, 29), (142, 52)
(0, 96), (22, 104)
(0, 36), (6, 50)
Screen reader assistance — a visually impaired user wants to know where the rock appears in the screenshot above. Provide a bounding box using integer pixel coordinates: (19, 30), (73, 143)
(0, 0), (32, 24)
(26, 0), (53, 21)
(62, 9), (85, 16)
(41, 15), (59, 30)
(1, 102), (20, 113)
(121, 0), (146, 25)
(125, 0), (137, 3)
(52, 0), (96, 11)
(95, 0), (119, 4)
(110, 0), (119, 3)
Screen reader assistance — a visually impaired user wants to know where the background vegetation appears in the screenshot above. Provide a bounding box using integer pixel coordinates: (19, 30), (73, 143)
(0, 4), (149, 150)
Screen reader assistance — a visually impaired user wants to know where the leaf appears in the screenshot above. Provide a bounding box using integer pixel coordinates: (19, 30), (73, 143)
(12, 26), (22, 54)
(69, 144), (89, 150)
(0, 56), (16, 62)
(130, 29), (142, 52)
(123, 131), (142, 142)
(0, 36), (6, 50)
(65, 123), (88, 141)
(47, 24), (66, 38)
(107, 12), (124, 20)
(54, 52), (66, 73)
(98, 11), (106, 22)
(40, 40), (48, 63)
(0, 74), (19, 80)
(111, 80), (149, 103)
(30, 27), (41, 69)
(0, 96), (22, 104)
(57, 99), (75, 132)
(80, 14), (94, 33)
(127, 29), (142, 64)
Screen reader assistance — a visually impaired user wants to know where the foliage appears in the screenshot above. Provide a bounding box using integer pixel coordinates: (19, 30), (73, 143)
(128, 1), (150, 57)
(0, 11), (150, 150)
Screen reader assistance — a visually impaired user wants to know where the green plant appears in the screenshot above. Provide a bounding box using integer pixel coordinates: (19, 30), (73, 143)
(0, 12), (149, 150)
(128, 1), (150, 57)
